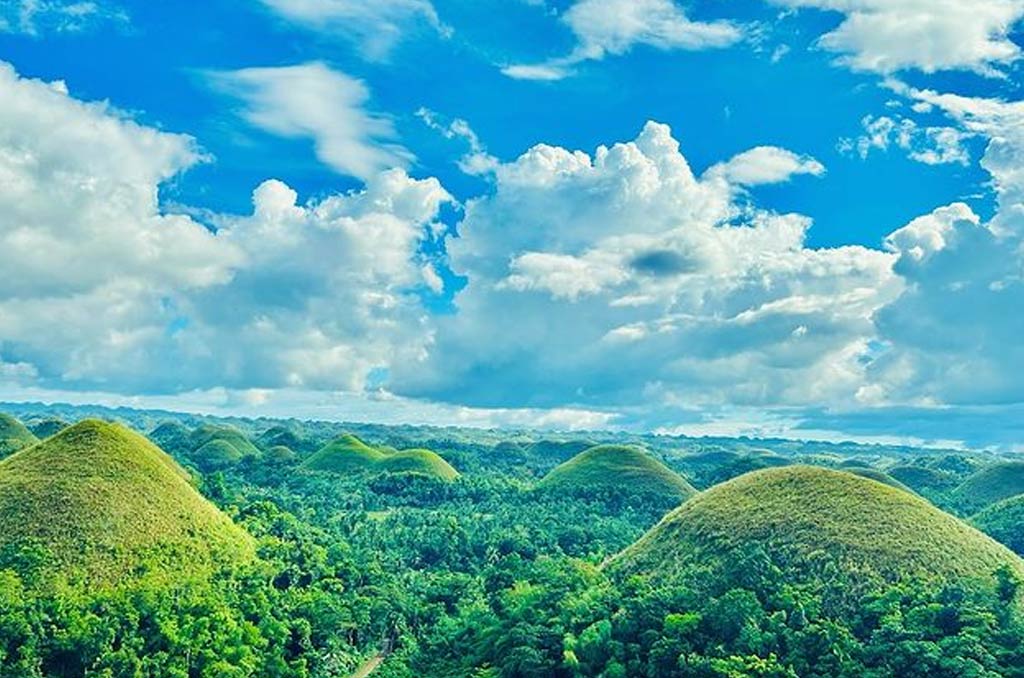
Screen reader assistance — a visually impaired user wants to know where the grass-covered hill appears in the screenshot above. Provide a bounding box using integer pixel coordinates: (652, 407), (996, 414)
(887, 464), (960, 496)
(0, 413), (38, 458)
(973, 495), (1024, 556)
(950, 461), (1024, 514)
(0, 420), (254, 587)
(611, 466), (1023, 597)
(847, 467), (915, 494)
(539, 444), (697, 502)
(303, 434), (459, 481)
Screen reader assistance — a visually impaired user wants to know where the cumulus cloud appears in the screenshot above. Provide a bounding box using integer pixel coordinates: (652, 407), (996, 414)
(207, 62), (411, 181)
(840, 114), (971, 166)
(258, 0), (446, 60)
(705, 146), (825, 185)
(504, 0), (742, 80)
(390, 122), (898, 412)
(863, 91), (1024, 407)
(0, 0), (127, 35)
(773, 0), (1024, 75)
(0, 61), (449, 396)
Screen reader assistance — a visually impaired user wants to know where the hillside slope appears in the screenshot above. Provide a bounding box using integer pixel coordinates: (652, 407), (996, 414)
(0, 420), (254, 586)
(0, 413), (39, 458)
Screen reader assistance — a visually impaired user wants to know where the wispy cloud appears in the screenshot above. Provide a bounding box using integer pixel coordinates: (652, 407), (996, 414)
(206, 62), (411, 181)
(503, 0), (742, 80)
(259, 0), (448, 61)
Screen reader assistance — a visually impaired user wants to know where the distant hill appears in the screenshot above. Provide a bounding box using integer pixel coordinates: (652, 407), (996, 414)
(303, 434), (458, 481)
(611, 466), (1023, 599)
(950, 462), (1024, 513)
(847, 467), (915, 494)
(0, 414), (38, 458)
(539, 444), (697, 502)
(973, 496), (1024, 556)
(887, 464), (960, 496)
(0, 420), (254, 587)
(25, 417), (69, 440)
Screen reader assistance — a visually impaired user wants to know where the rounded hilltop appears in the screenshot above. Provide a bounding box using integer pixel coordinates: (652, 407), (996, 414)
(611, 466), (1023, 594)
(0, 420), (254, 587)
(0, 413), (39, 458)
(303, 433), (458, 481)
(538, 444), (697, 502)
(950, 461), (1024, 513)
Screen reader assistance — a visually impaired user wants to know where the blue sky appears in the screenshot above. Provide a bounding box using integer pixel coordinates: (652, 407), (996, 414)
(2, 0), (1024, 449)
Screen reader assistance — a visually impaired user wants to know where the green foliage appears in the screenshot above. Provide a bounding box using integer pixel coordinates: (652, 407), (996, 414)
(303, 434), (459, 481)
(951, 462), (1024, 514)
(0, 414), (38, 459)
(0, 420), (254, 586)
(538, 444), (697, 503)
(3, 406), (1024, 678)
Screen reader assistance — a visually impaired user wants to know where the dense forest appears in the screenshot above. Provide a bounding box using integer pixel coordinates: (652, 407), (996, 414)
(1, 402), (1024, 677)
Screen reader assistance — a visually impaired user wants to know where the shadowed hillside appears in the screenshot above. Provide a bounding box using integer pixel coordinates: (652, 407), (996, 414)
(0, 414), (38, 458)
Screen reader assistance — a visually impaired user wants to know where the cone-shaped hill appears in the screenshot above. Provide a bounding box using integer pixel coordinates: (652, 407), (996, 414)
(0, 420), (254, 587)
(0, 413), (38, 458)
(538, 444), (697, 502)
(950, 461), (1024, 514)
(303, 434), (459, 481)
(610, 466), (1023, 597)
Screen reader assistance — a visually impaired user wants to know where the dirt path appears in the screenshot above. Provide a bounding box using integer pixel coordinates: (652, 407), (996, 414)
(348, 653), (385, 678)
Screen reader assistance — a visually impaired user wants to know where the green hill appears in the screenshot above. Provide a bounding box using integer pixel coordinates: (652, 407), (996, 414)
(303, 434), (458, 481)
(950, 461), (1024, 513)
(847, 467), (915, 494)
(190, 424), (260, 458)
(0, 420), (254, 587)
(26, 417), (69, 440)
(538, 444), (697, 502)
(888, 464), (960, 495)
(973, 495), (1024, 556)
(611, 466), (1023, 596)
(193, 439), (244, 470)
(267, 445), (298, 463)
(0, 414), (38, 458)
(380, 449), (459, 480)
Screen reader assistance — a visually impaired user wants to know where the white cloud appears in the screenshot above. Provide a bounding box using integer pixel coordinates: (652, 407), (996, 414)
(390, 122), (899, 412)
(863, 90), (1024, 407)
(504, 0), (742, 80)
(208, 62), (411, 181)
(774, 0), (1024, 75)
(0, 61), (450, 396)
(258, 0), (445, 60)
(705, 146), (825, 185)
(416, 108), (500, 176)
(841, 114), (971, 166)
(0, 0), (127, 35)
